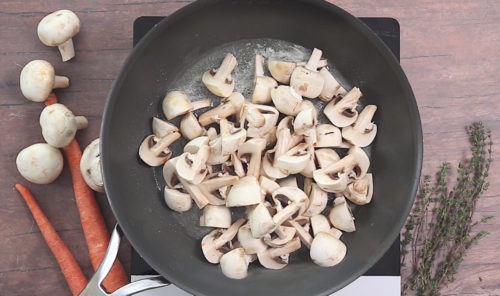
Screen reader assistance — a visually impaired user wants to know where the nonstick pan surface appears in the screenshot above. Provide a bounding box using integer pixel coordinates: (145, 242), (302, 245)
(101, 1), (422, 295)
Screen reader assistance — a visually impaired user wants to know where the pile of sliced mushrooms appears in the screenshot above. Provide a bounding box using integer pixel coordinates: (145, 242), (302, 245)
(138, 48), (377, 279)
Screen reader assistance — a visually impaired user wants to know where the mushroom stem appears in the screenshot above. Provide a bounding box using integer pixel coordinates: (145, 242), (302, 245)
(288, 220), (313, 248)
(272, 204), (300, 226)
(74, 116), (88, 130)
(353, 105), (377, 130)
(214, 54), (237, 81)
(268, 237), (301, 258)
(274, 128), (291, 164)
(192, 99), (211, 111)
(305, 48), (323, 71)
(53, 75), (69, 88)
(178, 177), (209, 208)
(214, 218), (246, 248)
(255, 54), (265, 77)
(58, 38), (75, 62)
(151, 132), (181, 155)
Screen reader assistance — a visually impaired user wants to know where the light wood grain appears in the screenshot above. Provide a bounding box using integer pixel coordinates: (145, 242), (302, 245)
(0, 0), (499, 295)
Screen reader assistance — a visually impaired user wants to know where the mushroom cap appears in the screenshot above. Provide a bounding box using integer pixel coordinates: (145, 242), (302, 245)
(347, 146), (370, 179)
(180, 112), (204, 140)
(259, 176), (280, 195)
(310, 232), (347, 267)
(221, 128), (247, 155)
(310, 214), (331, 237)
(345, 173), (373, 205)
(270, 85), (303, 116)
(318, 67), (342, 102)
(40, 103), (87, 148)
(312, 168), (349, 193)
(315, 124), (342, 148)
(304, 183), (328, 217)
(183, 136), (209, 154)
(267, 60), (296, 84)
(139, 134), (175, 167)
(162, 91), (193, 120)
(200, 205), (231, 228)
(37, 10), (80, 46)
(16, 143), (63, 184)
(248, 203), (276, 238)
(162, 157), (180, 188)
(20, 60), (55, 102)
(164, 187), (192, 212)
(328, 196), (356, 232)
(152, 117), (178, 138)
(226, 176), (262, 207)
(290, 66), (325, 99)
(293, 107), (317, 136)
(276, 143), (311, 175)
(262, 150), (288, 179)
(323, 87), (362, 128)
(201, 229), (228, 264)
(314, 148), (340, 169)
(80, 138), (104, 192)
(175, 145), (210, 184)
(342, 105), (378, 147)
(252, 76), (278, 104)
(237, 223), (268, 254)
(220, 248), (249, 280)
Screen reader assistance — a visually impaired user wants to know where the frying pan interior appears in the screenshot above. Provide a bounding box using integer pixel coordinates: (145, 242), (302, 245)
(101, 1), (422, 295)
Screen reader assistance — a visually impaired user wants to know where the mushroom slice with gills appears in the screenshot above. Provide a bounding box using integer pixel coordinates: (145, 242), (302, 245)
(315, 124), (342, 148)
(220, 248), (251, 280)
(37, 10), (80, 62)
(312, 154), (355, 193)
(248, 203), (276, 238)
(200, 205), (231, 228)
(293, 107), (318, 142)
(40, 103), (88, 148)
(318, 67), (344, 102)
(202, 53), (237, 97)
(277, 116), (303, 148)
(245, 104), (279, 138)
(310, 232), (347, 267)
(347, 146), (370, 180)
(252, 55), (278, 104)
(199, 175), (240, 206)
(138, 132), (180, 167)
(20, 60), (69, 102)
(261, 126), (277, 149)
(201, 218), (246, 264)
(261, 150), (288, 180)
(261, 127), (291, 179)
(177, 176), (209, 209)
(314, 148), (340, 169)
(278, 176), (297, 188)
(16, 143), (63, 185)
(180, 112), (205, 140)
(152, 117), (178, 138)
(164, 187), (192, 212)
(267, 60), (296, 84)
(342, 105), (378, 147)
(222, 152), (245, 177)
(272, 186), (308, 217)
(237, 223), (267, 255)
(288, 220), (313, 248)
(162, 157), (181, 188)
(304, 183), (328, 217)
(259, 176), (280, 204)
(183, 136), (209, 154)
(345, 173), (373, 205)
(276, 143), (312, 175)
(329, 227), (343, 239)
(219, 119), (247, 156)
(263, 226), (296, 248)
(290, 48), (325, 99)
(199, 92), (245, 126)
(237, 138), (267, 178)
(257, 237), (301, 270)
(310, 214), (331, 237)
(324, 87), (362, 127)
(80, 138), (104, 192)
(329, 196), (355, 232)
(206, 136), (229, 165)
(270, 85), (303, 116)
(226, 176), (262, 207)
(162, 91), (193, 120)
(175, 144), (210, 184)
(300, 150), (316, 178)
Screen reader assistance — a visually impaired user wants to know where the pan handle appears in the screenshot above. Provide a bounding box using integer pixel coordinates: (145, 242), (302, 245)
(78, 224), (170, 296)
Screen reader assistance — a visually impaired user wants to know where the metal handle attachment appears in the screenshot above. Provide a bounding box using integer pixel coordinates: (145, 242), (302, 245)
(78, 224), (170, 296)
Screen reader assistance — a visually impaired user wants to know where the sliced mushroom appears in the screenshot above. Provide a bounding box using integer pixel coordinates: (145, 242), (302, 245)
(16, 143), (63, 184)
(324, 87), (361, 127)
(277, 116), (304, 148)
(300, 154), (316, 178)
(288, 219), (313, 248)
(162, 157), (181, 189)
(272, 186), (308, 217)
(329, 228), (343, 239)
(315, 124), (342, 148)
(138, 132), (181, 167)
(342, 105), (378, 147)
(201, 218), (246, 264)
(237, 138), (267, 178)
(310, 232), (347, 267)
(200, 205), (231, 228)
(222, 152), (246, 177)
(220, 119), (247, 155)
(290, 48), (325, 99)
(237, 223), (268, 254)
(267, 60), (296, 84)
(164, 187), (192, 212)
(37, 10), (80, 62)
(278, 176), (297, 188)
(248, 203), (276, 238)
(40, 103), (88, 148)
(152, 117), (178, 138)
(310, 214), (331, 237)
(184, 136), (209, 154)
(244, 104), (279, 138)
(257, 237), (301, 270)
(318, 67), (344, 102)
(261, 127), (291, 179)
(328, 196), (355, 232)
(202, 53), (237, 97)
(20, 60), (69, 102)
(178, 176), (209, 209)
(303, 177), (313, 195)
(270, 85), (303, 116)
(226, 176), (262, 207)
(259, 176), (280, 197)
(199, 92), (244, 126)
(175, 144), (210, 184)
(312, 154), (353, 193)
(180, 112), (205, 140)
(220, 248), (250, 279)
(80, 138), (104, 192)
(199, 175), (240, 205)
(345, 173), (373, 205)
(162, 91), (193, 120)
(207, 136), (230, 165)
(252, 55), (278, 104)
(293, 107), (317, 140)
(314, 148), (340, 169)
(304, 183), (328, 217)
(347, 146), (370, 180)
(276, 143), (312, 175)
(263, 226), (296, 247)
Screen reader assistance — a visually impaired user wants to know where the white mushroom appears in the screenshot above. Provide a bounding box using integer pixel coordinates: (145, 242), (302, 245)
(257, 237), (301, 270)
(164, 187), (192, 212)
(303, 183), (328, 217)
(237, 223), (268, 254)
(183, 136), (209, 154)
(199, 92), (244, 126)
(20, 60), (69, 102)
(310, 214), (331, 237)
(152, 117), (178, 138)
(345, 173), (373, 205)
(277, 116), (304, 148)
(278, 176), (297, 188)
(219, 119), (247, 156)
(175, 144), (210, 184)
(263, 226), (296, 247)
(139, 132), (181, 166)
(200, 205), (231, 228)
(315, 124), (342, 148)
(222, 153), (246, 177)
(207, 136), (230, 165)
(329, 228), (343, 239)
(252, 55), (277, 104)
(318, 67), (344, 102)
(314, 148), (340, 169)
(248, 203), (276, 238)
(16, 143), (63, 184)
(37, 10), (80, 61)
(202, 53), (237, 97)
(347, 146), (370, 180)
(259, 176), (280, 196)
(342, 105), (378, 147)
(276, 143), (312, 175)
(261, 127), (291, 179)
(270, 85), (303, 116)
(243, 104), (279, 138)
(180, 112), (205, 140)
(201, 218), (246, 264)
(237, 138), (267, 178)
(220, 248), (251, 280)
(162, 91), (193, 120)
(40, 103), (88, 148)
(324, 87), (362, 127)
(288, 219), (313, 248)
(226, 176), (262, 207)
(267, 60), (296, 84)
(80, 138), (104, 192)
(310, 232), (347, 267)
(199, 175), (239, 205)
(162, 157), (181, 188)
(328, 196), (355, 232)
(272, 186), (308, 217)
(290, 48), (325, 99)
(312, 154), (352, 193)
(293, 107), (317, 141)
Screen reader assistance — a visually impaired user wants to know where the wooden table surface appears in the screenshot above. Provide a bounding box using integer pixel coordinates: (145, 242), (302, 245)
(0, 1), (499, 295)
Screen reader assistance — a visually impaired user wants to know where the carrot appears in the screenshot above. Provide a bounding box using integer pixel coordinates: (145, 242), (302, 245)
(46, 95), (129, 292)
(14, 184), (88, 296)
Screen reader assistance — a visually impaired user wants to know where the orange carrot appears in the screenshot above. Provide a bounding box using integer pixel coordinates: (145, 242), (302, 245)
(46, 95), (129, 292)
(14, 184), (88, 296)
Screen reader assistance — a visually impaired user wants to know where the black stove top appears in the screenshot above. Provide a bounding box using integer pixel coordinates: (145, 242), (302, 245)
(130, 16), (401, 278)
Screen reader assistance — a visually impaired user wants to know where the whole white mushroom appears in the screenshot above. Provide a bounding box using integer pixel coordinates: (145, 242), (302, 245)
(20, 60), (69, 102)
(37, 10), (81, 62)
(16, 143), (63, 184)
(40, 103), (88, 148)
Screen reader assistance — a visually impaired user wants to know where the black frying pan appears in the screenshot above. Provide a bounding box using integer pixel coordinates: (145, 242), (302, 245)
(101, 0), (422, 295)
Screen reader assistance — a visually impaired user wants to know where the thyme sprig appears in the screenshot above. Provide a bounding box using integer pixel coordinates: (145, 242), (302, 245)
(401, 122), (493, 295)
